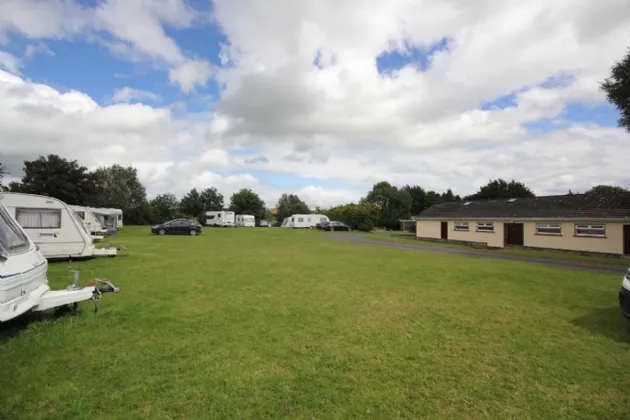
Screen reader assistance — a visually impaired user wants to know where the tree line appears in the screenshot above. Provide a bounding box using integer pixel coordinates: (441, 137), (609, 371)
(0, 154), (627, 230)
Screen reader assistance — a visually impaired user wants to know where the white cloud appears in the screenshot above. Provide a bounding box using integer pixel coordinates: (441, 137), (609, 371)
(0, 0), (212, 93)
(169, 59), (214, 93)
(24, 42), (55, 59)
(0, 50), (20, 74)
(2, 1), (630, 209)
(112, 87), (161, 103)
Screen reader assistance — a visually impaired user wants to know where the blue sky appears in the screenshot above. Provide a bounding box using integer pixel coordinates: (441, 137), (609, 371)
(0, 0), (627, 207)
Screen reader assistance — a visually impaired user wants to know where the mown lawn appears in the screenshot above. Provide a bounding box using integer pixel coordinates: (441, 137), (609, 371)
(1, 226), (629, 419)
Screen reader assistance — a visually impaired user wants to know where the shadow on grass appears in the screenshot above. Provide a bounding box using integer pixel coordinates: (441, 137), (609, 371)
(572, 307), (630, 344)
(0, 307), (78, 343)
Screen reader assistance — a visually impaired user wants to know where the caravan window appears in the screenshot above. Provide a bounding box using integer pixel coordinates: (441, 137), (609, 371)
(320, 217), (327, 222)
(307, 217), (311, 222)
(298, 217), (304, 222)
(71, 211), (89, 234)
(0, 205), (30, 256)
(117, 214), (122, 220)
(207, 215), (215, 220)
(16, 208), (62, 229)
(76, 211), (85, 220)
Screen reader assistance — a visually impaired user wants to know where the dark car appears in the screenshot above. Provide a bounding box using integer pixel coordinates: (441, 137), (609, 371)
(151, 219), (202, 236)
(324, 221), (351, 231)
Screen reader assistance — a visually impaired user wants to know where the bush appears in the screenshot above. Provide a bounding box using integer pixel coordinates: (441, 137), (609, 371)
(356, 218), (374, 232)
(324, 203), (380, 231)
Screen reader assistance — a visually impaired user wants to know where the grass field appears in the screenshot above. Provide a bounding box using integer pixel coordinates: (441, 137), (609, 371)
(1, 226), (629, 419)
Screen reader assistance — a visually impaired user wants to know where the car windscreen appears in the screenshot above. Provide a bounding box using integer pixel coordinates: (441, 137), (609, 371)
(0, 204), (30, 256)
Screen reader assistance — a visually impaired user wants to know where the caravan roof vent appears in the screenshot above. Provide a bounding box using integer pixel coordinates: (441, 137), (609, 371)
(508, 198), (518, 203)
(463, 201), (471, 206)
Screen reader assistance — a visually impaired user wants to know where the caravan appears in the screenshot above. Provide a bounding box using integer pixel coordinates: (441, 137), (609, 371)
(92, 208), (123, 229)
(205, 211), (235, 227)
(285, 214), (330, 229)
(235, 215), (255, 227)
(70, 205), (107, 238)
(2, 193), (121, 260)
(0, 199), (120, 322)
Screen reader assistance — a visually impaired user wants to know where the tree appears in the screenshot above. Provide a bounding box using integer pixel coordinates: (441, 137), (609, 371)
(15, 154), (101, 205)
(151, 193), (180, 222)
(601, 47), (630, 132)
(441, 188), (461, 202)
(585, 185), (629, 195)
(402, 185), (426, 216)
(275, 193), (310, 224)
(199, 187), (224, 212)
(180, 188), (204, 218)
(92, 165), (146, 209)
(425, 191), (443, 209)
(7, 181), (23, 192)
(229, 189), (266, 221)
(465, 179), (535, 201)
(0, 163), (5, 192)
(364, 181), (412, 229)
(324, 203), (380, 232)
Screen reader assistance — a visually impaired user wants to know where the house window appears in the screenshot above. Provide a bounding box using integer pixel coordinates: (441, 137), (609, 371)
(476, 223), (494, 233)
(454, 222), (469, 231)
(575, 224), (605, 237)
(16, 208), (62, 229)
(536, 223), (561, 235)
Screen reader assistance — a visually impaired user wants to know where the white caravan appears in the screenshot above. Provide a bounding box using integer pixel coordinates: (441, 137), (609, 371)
(2, 193), (120, 260)
(92, 208), (123, 229)
(0, 200), (120, 322)
(286, 214), (330, 228)
(205, 211), (235, 227)
(236, 215), (255, 227)
(70, 205), (107, 238)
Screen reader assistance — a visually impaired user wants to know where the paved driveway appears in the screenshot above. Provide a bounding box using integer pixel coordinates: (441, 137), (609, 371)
(324, 233), (627, 274)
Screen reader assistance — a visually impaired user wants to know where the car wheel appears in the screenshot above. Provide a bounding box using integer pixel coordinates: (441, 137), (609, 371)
(190, 229), (197, 236)
(159, 229), (166, 235)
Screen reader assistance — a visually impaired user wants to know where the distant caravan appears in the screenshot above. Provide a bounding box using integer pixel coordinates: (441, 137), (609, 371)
(235, 215), (255, 227)
(205, 211), (235, 227)
(283, 214), (330, 229)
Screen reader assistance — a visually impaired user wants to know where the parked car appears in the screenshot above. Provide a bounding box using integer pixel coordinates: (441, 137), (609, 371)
(323, 221), (351, 231)
(152, 219), (202, 236)
(620, 268), (630, 319)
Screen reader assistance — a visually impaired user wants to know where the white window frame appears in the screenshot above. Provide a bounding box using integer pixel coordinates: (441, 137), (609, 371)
(454, 222), (469, 231)
(476, 222), (494, 233)
(16, 208), (62, 229)
(536, 223), (561, 236)
(575, 224), (605, 238)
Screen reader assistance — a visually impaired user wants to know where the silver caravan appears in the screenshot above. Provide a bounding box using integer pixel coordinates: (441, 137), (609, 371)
(235, 214), (255, 227)
(92, 208), (123, 229)
(2, 193), (119, 260)
(0, 200), (120, 322)
(70, 205), (107, 238)
(205, 211), (235, 227)
(286, 214), (330, 228)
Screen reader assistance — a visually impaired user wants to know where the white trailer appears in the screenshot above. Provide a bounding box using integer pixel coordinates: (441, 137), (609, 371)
(281, 217), (290, 227)
(92, 208), (123, 229)
(235, 214), (255, 227)
(2, 193), (121, 260)
(286, 214), (330, 228)
(70, 205), (107, 238)
(205, 211), (235, 227)
(0, 200), (120, 322)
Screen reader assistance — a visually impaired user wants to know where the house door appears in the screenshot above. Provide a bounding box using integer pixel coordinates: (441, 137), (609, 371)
(624, 225), (630, 255)
(440, 222), (448, 240)
(505, 223), (524, 246)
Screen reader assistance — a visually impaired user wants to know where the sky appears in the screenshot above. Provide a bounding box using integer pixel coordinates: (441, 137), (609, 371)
(0, 0), (629, 209)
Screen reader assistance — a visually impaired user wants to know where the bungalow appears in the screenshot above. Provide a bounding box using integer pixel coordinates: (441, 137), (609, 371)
(413, 192), (630, 256)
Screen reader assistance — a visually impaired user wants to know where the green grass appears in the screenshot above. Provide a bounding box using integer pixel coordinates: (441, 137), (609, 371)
(1, 226), (629, 419)
(366, 232), (630, 267)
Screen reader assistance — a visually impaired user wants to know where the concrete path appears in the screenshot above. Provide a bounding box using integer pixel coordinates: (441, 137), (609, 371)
(324, 233), (628, 275)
